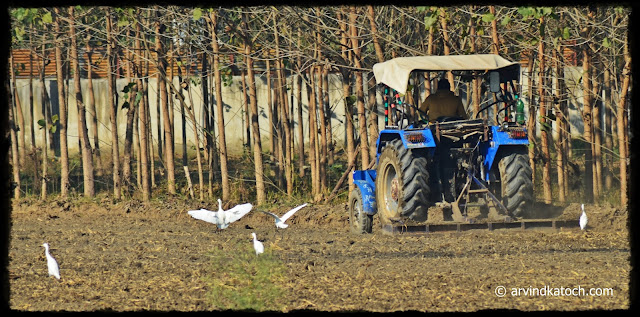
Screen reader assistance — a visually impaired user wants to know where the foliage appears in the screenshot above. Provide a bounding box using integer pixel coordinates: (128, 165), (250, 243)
(203, 239), (287, 311)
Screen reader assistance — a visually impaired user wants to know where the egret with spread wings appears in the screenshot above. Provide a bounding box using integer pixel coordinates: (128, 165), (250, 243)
(188, 199), (253, 229)
(260, 203), (308, 228)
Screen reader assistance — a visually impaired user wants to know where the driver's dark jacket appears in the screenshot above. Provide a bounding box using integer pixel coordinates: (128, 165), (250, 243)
(419, 90), (468, 122)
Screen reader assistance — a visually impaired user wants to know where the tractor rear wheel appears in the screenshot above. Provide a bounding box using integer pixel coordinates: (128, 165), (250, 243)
(375, 139), (431, 225)
(497, 150), (534, 218)
(349, 189), (373, 234)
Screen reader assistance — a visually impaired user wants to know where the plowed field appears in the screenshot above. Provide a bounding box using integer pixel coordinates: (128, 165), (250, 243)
(8, 197), (630, 312)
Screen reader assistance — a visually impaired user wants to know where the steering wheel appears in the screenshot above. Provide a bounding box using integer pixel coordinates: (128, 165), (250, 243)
(474, 99), (516, 119)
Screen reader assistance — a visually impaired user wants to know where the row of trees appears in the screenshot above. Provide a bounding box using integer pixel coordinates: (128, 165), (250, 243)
(8, 6), (631, 207)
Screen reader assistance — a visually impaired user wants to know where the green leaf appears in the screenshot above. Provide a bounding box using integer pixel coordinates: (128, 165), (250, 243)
(37, 119), (46, 128)
(482, 13), (495, 23)
(121, 101), (130, 110)
(562, 27), (571, 40)
(42, 12), (52, 24)
(518, 7), (535, 18)
(424, 13), (438, 30)
(501, 16), (511, 26)
(346, 95), (357, 106)
(50, 124), (57, 134)
(603, 37), (611, 48)
(193, 8), (202, 21)
(134, 92), (143, 107)
(51, 114), (59, 123)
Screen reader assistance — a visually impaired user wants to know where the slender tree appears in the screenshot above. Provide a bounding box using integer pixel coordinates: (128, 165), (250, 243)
(105, 9), (121, 199)
(53, 7), (70, 197)
(242, 10), (266, 205)
(349, 6), (369, 170)
(206, 9), (230, 201)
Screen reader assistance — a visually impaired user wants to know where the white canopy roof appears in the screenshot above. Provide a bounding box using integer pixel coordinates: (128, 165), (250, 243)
(372, 54), (519, 94)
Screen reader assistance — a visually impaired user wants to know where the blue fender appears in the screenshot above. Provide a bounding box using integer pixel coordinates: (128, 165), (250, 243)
(352, 170), (377, 215)
(482, 126), (529, 180)
(375, 129), (436, 159)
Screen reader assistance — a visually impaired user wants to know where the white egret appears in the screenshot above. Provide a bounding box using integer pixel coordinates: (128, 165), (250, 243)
(188, 199), (253, 229)
(260, 203), (308, 228)
(579, 204), (588, 230)
(42, 243), (60, 280)
(252, 232), (264, 255)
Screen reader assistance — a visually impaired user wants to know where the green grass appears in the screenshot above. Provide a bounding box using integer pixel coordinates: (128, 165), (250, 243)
(203, 239), (287, 312)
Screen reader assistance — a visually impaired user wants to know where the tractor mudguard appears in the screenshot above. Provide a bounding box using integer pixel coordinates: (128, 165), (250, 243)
(482, 126), (529, 180)
(375, 129), (436, 156)
(352, 170), (377, 215)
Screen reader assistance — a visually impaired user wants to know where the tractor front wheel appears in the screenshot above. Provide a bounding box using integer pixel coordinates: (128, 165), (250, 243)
(349, 189), (373, 234)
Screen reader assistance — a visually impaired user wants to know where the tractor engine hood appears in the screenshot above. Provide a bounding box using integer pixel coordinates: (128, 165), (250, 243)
(372, 54), (520, 95)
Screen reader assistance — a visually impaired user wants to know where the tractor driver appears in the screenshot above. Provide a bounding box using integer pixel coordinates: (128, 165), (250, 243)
(419, 78), (468, 123)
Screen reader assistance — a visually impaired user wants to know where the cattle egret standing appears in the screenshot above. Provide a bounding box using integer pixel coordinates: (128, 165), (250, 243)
(260, 203), (308, 228)
(188, 199), (253, 229)
(252, 232), (264, 255)
(42, 243), (60, 280)
(579, 204), (588, 230)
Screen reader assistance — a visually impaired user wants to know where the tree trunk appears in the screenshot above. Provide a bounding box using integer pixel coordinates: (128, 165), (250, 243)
(306, 70), (319, 198)
(316, 65), (328, 194)
(38, 43), (49, 199)
(10, 52), (26, 166)
(349, 6), (369, 170)
(207, 10), (230, 201)
(439, 8), (455, 88)
(240, 68), (251, 153)
(603, 67), (613, 190)
(469, 9), (481, 118)
(8, 81), (21, 198)
(155, 12), (176, 195)
(135, 17), (150, 201)
(592, 69), (603, 199)
(106, 10), (121, 199)
(185, 81), (205, 201)
(176, 60), (188, 168)
(526, 51), (537, 187)
(338, 10), (355, 192)
(123, 58), (137, 192)
(243, 12), (266, 205)
(266, 58), (277, 169)
(273, 20), (293, 195)
(296, 28), (305, 179)
(581, 41), (594, 203)
(70, 6), (95, 197)
(617, 43), (630, 207)
(538, 17), (552, 204)
(53, 7), (69, 198)
(553, 48), (566, 203)
(85, 35), (102, 174)
(28, 36), (40, 196)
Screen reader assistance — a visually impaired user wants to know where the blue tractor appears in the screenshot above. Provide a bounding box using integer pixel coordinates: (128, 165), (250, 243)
(349, 54), (534, 234)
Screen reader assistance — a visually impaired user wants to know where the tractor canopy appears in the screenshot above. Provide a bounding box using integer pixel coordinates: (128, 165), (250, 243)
(372, 54), (520, 95)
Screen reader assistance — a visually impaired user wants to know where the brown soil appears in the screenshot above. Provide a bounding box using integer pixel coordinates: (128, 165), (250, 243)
(8, 197), (630, 312)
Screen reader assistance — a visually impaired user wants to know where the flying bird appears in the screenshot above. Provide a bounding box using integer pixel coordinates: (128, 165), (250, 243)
(252, 232), (264, 255)
(260, 203), (308, 228)
(188, 199), (253, 229)
(579, 204), (588, 230)
(42, 243), (60, 280)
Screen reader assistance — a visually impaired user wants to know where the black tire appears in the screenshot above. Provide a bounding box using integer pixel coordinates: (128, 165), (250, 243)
(375, 139), (431, 224)
(497, 149), (534, 218)
(349, 189), (373, 234)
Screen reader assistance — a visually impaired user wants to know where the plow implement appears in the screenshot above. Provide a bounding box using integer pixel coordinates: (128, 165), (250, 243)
(381, 219), (580, 235)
